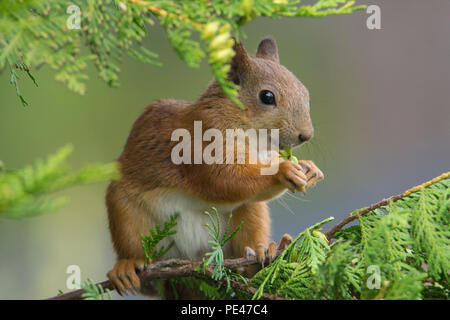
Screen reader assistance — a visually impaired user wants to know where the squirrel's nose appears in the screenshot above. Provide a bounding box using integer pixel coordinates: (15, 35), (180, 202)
(298, 133), (312, 143)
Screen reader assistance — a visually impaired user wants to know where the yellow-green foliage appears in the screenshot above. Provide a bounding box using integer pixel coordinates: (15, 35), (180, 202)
(0, 0), (365, 106)
(0, 145), (119, 219)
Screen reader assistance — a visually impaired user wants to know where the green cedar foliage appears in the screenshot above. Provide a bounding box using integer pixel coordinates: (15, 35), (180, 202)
(160, 208), (247, 299)
(141, 213), (178, 265)
(80, 279), (113, 300)
(0, 0), (365, 106)
(0, 144), (119, 219)
(249, 175), (449, 300)
(202, 207), (243, 281)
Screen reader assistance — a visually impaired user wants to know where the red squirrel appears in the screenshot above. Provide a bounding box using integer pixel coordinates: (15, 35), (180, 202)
(106, 37), (324, 296)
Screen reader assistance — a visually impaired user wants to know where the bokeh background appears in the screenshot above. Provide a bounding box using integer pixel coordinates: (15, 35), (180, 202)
(1, 0), (449, 299)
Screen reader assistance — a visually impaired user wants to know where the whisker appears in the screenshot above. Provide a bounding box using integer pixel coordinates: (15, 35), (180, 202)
(276, 196), (296, 216)
(285, 190), (309, 202)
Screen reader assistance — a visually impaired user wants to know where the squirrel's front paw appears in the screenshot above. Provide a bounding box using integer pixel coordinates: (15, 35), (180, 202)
(244, 234), (293, 268)
(107, 258), (145, 296)
(277, 161), (308, 193)
(297, 160), (324, 188)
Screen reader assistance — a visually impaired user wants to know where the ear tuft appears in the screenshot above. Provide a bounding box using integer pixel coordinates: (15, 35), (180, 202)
(229, 41), (252, 85)
(256, 37), (279, 63)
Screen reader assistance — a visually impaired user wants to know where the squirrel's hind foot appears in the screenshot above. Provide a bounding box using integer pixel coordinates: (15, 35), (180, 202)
(244, 233), (292, 268)
(107, 258), (145, 296)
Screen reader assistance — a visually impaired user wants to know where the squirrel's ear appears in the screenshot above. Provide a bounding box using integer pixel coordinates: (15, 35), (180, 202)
(256, 37), (279, 63)
(229, 41), (252, 85)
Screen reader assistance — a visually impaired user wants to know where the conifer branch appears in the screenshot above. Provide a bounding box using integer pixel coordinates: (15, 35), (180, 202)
(48, 251), (287, 300)
(324, 171), (450, 240)
(0, 145), (120, 219)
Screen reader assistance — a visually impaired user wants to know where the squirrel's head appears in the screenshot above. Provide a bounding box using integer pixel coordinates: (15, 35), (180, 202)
(198, 37), (313, 149)
(228, 37), (313, 149)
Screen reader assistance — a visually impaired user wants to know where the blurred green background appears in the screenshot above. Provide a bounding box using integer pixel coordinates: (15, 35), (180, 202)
(1, 0), (449, 299)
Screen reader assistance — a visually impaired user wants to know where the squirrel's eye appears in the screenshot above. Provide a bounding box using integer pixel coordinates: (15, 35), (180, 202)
(259, 90), (276, 106)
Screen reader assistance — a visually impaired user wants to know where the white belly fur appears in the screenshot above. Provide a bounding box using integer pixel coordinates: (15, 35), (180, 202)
(144, 188), (242, 260)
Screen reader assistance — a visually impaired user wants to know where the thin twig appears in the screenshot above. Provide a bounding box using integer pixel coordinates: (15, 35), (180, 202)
(325, 171), (450, 240)
(127, 0), (203, 29)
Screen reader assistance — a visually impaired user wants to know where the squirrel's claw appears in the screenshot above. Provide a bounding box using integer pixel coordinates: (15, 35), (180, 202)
(244, 234), (292, 268)
(298, 160), (324, 188)
(278, 233), (293, 251)
(266, 242), (277, 265)
(107, 258), (145, 296)
(244, 244), (265, 267)
(277, 161), (308, 194)
(278, 160), (324, 194)
(256, 242), (276, 268)
(245, 246), (256, 260)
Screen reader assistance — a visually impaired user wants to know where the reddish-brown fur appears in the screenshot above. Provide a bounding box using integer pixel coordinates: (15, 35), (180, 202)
(106, 38), (324, 297)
